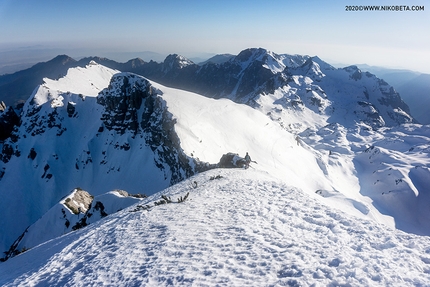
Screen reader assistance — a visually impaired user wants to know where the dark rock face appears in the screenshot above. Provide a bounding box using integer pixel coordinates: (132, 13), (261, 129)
(378, 84), (411, 114)
(0, 106), (20, 141)
(22, 104), (65, 137)
(344, 66), (362, 81)
(0, 70), (215, 188)
(98, 74), (148, 135)
(355, 101), (385, 128)
(154, 50), (415, 127)
(97, 73), (198, 185)
(67, 102), (77, 118)
(78, 48), (292, 107)
(0, 143), (20, 164)
(28, 148), (37, 160)
(192, 62), (241, 98)
(229, 57), (281, 104)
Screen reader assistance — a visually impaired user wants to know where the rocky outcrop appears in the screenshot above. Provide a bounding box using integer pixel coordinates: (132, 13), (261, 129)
(64, 188), (94, 214)
(2, 188), (143, 261)
(98, 74), (149, 134)
(0, 106), (20, 141)
(218, 153), (247, 168)
(97, 73), (200, 185)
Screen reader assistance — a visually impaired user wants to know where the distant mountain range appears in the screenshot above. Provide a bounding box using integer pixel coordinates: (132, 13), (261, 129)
(356, 64), (430, 124)
(1, 49), (419, 143)
(396, 74), (430, 124)
(2, 47), (429, 257)
(1, 48), (429, 285)
(1, 52), (429, 125)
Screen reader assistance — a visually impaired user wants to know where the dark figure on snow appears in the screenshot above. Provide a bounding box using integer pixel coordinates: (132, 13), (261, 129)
(244, 152), (251, 168)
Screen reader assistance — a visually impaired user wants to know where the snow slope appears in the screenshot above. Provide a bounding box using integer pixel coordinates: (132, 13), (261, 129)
(14, 188), (143, 254)
(1, 169), (430, 286)
(1, 57), (430, 259)
(0, 61), (335, 255)
(0, 64), (181, 253)
(152, 81), (331, 192)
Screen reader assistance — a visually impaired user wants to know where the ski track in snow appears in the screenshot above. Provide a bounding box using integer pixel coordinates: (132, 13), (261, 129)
(2, 169), (430, 286)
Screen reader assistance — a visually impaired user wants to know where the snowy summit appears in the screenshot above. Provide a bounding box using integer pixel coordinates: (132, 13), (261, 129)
(0, 49), (430, 286)
(2, 169), (430, 286)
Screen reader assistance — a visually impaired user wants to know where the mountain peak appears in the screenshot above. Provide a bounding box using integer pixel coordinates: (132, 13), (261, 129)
(198, 54), (235, 65)
(125, 57), (146, 68)
(27, 61), (119, 107)
(310, 56), (336, 71)
(294, 57), (325, 79)
(162, 54), (194, 71)
(50, 54), (76, 64)
(30, 55), (76, 71)
(234, 48), (287, 67)
(235, 47), (269, 62)
(232, 48), (289, 75)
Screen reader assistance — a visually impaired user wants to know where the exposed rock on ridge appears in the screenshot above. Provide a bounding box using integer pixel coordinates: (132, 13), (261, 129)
(97, 73), (198, 185)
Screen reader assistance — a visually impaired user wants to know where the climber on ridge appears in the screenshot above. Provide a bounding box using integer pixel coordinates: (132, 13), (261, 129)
(244, 152), (251, 169)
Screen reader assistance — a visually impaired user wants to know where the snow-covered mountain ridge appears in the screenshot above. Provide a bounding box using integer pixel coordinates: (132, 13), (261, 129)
(1, 169), (430, 286)
(0, 63), (209, 255)
(0, 48), (429, 267)
(144, 48), (414, 130)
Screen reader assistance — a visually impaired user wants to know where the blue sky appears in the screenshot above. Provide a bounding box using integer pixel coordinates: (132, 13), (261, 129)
(0, 0), (429, 72)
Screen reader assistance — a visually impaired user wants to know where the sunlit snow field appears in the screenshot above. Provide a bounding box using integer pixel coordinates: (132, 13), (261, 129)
(2, 169), (430, 286)
(1, 56), (430, 286)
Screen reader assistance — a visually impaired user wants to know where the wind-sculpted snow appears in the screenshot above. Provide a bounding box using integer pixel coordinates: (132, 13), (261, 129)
(1, 169), (430, 286)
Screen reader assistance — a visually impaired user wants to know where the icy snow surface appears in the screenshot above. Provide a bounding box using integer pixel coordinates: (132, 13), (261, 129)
(1, 169), (430, 286)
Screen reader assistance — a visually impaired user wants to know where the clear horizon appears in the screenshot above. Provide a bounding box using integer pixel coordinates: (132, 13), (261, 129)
(0, 0), (429, 73)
